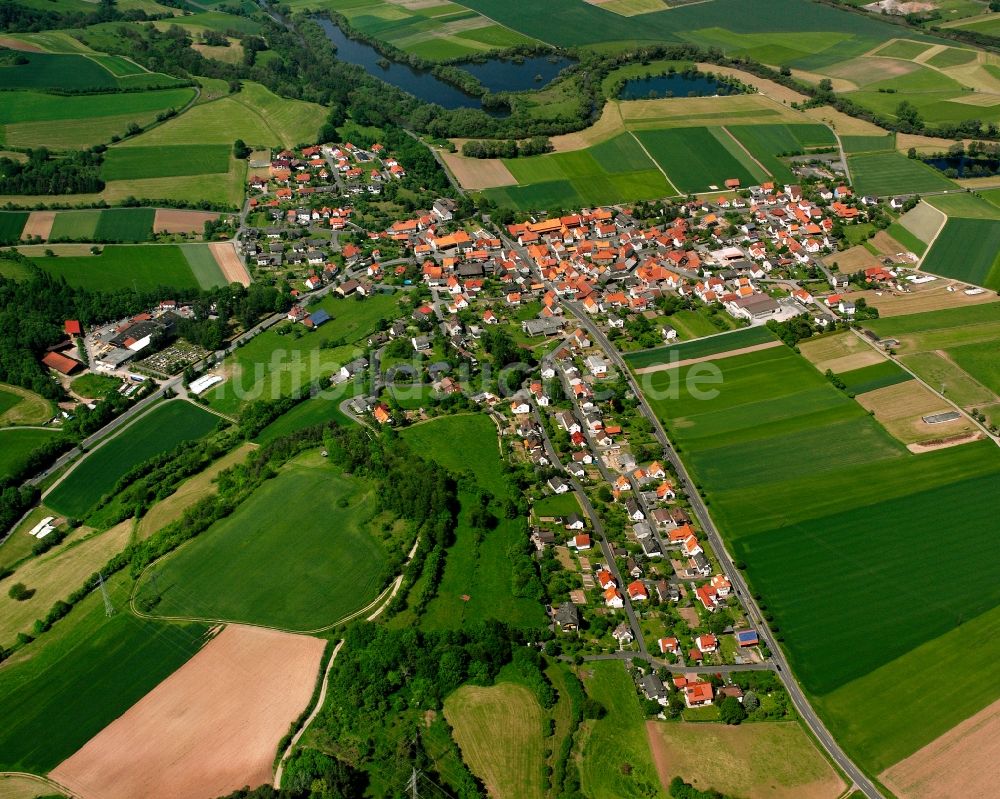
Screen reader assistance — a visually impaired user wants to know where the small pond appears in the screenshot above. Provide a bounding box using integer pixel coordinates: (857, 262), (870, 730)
(619, 71), (743, 100)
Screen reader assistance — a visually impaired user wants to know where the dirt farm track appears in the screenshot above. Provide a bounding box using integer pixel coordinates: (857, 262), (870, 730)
(50, 625), (325, 799)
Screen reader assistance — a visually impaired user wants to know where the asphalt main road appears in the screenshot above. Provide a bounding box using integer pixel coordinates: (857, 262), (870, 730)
(562, 298), (885, 799)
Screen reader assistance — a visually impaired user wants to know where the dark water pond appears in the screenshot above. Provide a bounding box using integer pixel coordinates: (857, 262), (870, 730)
(925, 155), (1000, 178)
(619, 71), (743, 100)
(316, 19), (571, 114)
(461, 54), (574, 93)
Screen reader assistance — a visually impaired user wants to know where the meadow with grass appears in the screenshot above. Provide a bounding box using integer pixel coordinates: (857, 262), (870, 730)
(633, 336), (1000, 774)
(481, 132), (673, 210)
(206, 292), (402, 417)
(921, 218), (1000, 290)
(13, 244), (223, 291)
(46, 401), (220, 519)
(135, 456), (400, 629)
(402, 414), (545, 630)
(0, 427), (61, 480)
(848, 152), (956, 196)
(578, 660), (664, 799)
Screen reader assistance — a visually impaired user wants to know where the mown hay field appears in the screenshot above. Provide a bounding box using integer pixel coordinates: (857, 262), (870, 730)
(444, 682), (546, 799)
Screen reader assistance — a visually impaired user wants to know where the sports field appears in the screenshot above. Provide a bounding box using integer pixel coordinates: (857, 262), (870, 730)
(46, 401), (220, 518)
(0, 382), (53, 426)
(0, 427), (60, 480)
(444, 682), (546, 799)
(634, 340), (1000, 773)
(848, 152), (957, 196)
(136, 456), (393, 629)
(23, 247), (218, 291)
(0, 570), (209, 774)
(920, 218), (1000, 290)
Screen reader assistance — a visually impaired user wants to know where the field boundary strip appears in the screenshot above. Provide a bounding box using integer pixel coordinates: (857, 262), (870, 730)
(720, 126), (772, 178)
(626, 130), (678, 193)
(633, 339), (783, 373)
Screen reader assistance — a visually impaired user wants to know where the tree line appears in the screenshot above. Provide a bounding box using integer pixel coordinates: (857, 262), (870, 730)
(0, 149), (104, 196)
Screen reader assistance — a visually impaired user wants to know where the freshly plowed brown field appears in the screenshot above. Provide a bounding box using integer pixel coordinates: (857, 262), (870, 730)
(50, 624), (325, 799)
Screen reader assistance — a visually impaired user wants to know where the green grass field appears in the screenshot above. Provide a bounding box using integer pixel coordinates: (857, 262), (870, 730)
(254, 391), (358, 443)
(875, 39), (929, 60)
(886, 222), (927, 256)
(920, 218), (1000, 289)
(0, 212), (28, 244)
(727, 123), (836, 183)
(636, 126), (763, 193)
(177, 243), (228, 289)
(624, 325), (776, 369)
(403, 415), (544, 630)
(533, 492), (581, 518)
(46, 401), (220, 518)
(839, 133), (895, 154)
(0, 51), (180, 91)
(206, 292), (402, 417)
(945, 339), (1000, 395)
(578, 661), (664, 799)
(0, 427), (60, 480)
(135, 456), (394, 629)
(49, 210), (102, 241)
(0, 570), (208, 774)
(92, 208), (156, 242)
(70, 372), (122, 398)
(25, 244), (203, 291)
(101, 144), (232, 181)
(482, 133), (674, 210)
(634, 336), (1000, 773)
(646, 720), (845, 798)
(0, 88), (196, 149)
(125, 82), (326, 148)
(297, 0), (537, 59)
(835, 360), (912, 394)
(848, 151), (956, 196)
(460, 0), (912, 64)
(926, 191), (1000, 220)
